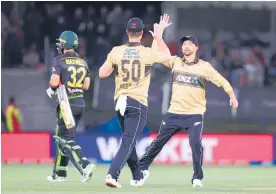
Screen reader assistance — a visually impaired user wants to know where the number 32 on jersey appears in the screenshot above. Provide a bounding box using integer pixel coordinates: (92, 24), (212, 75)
(67, 66), (86, 88)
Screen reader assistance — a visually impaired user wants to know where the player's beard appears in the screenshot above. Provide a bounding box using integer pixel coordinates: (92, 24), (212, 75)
(183, 50), (194, 57)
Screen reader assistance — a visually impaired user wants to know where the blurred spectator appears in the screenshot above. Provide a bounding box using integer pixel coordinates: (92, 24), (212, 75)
(44, 4), (67, 41)
(85, 5), (96, 37)
(210, 47), (229, 75)
(122, 8), (134, 28)
(4, 24), (24, 68)
(268, 53), (276, 86)
(92, 36), (110, 69)
(124, 9), (134, 21)
(5, 97), (23, 133)
(109, 27), (123, 46)
(229, 50), (246, 88)
(87, 5), (96, 20)
(253, 46), (265, 66)
(142, 5), (158, 31)
(1, 12), (10, 40)
(1, 1), (13, 18)
(22, 43), (40, 68)
(107, 4), (124, 35)
(1, 109), (7, 132)
(23, 2), (44, 47)
(78, 37), (89, 62)
(97, 6), (108, 25)
(2, 37), (5, 67)
(84, 6), (97, 52)
(73, 8), (87, 36)
(1, 1), (275, 90)
(244, 52), (264, 87)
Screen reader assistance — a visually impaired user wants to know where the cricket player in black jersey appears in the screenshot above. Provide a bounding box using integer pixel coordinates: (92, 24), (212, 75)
(46, 30), (96, 182)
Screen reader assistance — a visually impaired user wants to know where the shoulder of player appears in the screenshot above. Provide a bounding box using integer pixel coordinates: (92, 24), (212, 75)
(54, 56), (61, 61)
(170, 56), (182, 65)
(110, 46), (122, 52)
(53, 56), (62, 65)
(173, 56), (182, 61)
(79, 57), (87, 64)
(198, 59), (212, 67)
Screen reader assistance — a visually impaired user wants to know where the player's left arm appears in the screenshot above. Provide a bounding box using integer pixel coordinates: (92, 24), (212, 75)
(205, 62), (238, 109)
(83, 61), (91, 90)
(99, 48), (115, 78)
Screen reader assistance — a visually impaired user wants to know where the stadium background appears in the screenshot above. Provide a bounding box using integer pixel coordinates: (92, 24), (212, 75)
(1, 2), (276, 190)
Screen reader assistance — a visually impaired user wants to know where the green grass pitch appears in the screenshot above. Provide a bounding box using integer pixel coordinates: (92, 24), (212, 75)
(2, 164), (276, 194)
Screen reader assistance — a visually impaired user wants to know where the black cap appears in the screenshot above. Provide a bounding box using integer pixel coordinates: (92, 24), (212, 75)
(127, 17), (145, 32)
(180, 35), (199, 46)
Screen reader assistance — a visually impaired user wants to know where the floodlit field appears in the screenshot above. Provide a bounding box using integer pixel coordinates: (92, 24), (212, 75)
(2, 164), (276, 194)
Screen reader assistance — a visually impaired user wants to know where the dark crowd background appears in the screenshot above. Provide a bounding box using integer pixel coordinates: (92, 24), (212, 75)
(1, 1), (276, 133)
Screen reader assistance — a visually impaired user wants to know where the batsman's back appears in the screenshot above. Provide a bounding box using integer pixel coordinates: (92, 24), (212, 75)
(53, 52), (90, 98)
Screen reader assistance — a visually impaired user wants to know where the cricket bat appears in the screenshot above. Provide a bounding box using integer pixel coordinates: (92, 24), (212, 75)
(57, 85), (75, 129)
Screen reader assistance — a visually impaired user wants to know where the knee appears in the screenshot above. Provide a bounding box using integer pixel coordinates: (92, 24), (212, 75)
(121, 135), (137, 148)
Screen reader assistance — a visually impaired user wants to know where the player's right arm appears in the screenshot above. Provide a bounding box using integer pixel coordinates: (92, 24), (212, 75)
(160, 56), (178, 69)
(49, 58), (61, 88)
(99, 48), (115, 78)
(46, 58), (60, 98)
(150, 14), (174, 66)
(151, 25), (176, 66)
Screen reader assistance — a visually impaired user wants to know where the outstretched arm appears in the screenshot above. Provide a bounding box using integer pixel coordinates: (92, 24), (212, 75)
(206, 62), (238, 109)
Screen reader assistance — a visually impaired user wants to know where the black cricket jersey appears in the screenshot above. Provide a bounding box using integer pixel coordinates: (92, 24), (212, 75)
(51, 52), (91, 99)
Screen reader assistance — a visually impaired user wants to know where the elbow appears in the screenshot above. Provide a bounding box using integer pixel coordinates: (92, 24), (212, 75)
(49, 80), (58, 88)
(99, 69), (108, 78)
(165, 48), (171, 55)
(99, 72), (106, 79)
(98, 68), (104, 78)
(83, 86), (89, 91)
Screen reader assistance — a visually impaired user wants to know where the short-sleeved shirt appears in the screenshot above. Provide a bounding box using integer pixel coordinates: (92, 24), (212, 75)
(162, 56), (233, 114)
(105, 42), (165, 106)
(51, 52), (90, 98)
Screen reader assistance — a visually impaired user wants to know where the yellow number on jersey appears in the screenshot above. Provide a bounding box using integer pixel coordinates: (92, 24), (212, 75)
(67, 66), (86, 88)
(121, 60), (141, 82)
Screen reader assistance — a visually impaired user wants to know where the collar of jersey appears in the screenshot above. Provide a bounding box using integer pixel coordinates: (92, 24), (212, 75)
(64, 51), (79, 57)
(125, 42), (141, 47)
(182, 57), (199, 65)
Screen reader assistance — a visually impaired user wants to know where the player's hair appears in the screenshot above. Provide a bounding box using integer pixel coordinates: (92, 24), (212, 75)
(9, 97), (15, 103)
(128, 31), (143, 38)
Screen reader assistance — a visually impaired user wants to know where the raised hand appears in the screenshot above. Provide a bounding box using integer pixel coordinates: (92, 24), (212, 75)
(149, 23), (163, 39)
(158, 14), (172, 30)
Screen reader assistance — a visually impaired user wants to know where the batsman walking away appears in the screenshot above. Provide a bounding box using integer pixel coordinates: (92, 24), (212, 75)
(46, 30), (96, 183)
